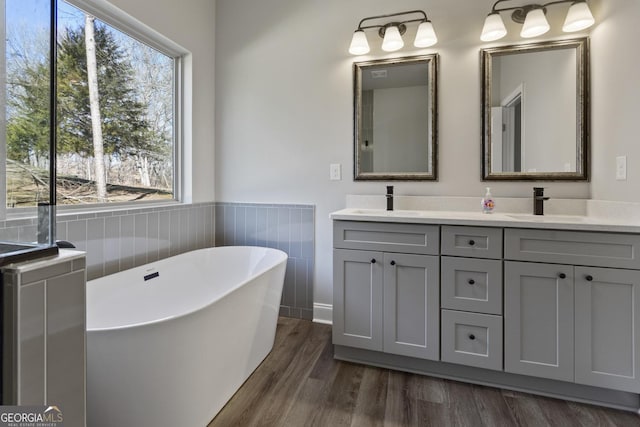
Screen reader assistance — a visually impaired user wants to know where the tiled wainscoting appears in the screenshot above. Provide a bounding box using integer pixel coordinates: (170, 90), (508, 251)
(56, 203), (216, 280)
(215, 203), (315, 320)
(0, 201), (314, 320)
(0, 203), (215, 281)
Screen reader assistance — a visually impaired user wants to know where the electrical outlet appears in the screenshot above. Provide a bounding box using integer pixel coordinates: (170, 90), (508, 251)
(616, 156), (627, 181)
(329, 163), (341, 181)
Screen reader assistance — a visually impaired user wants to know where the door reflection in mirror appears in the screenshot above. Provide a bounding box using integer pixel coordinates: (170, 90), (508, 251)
(481, 38), (588, 181)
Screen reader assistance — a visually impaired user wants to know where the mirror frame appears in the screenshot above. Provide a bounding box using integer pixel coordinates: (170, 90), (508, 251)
(353, 54), (439, 181)
(481, 38), (589, 181)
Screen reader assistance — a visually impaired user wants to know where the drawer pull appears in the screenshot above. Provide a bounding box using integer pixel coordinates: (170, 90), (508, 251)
(468, 334), (476, 340)
(390, 260), (396, 266)
(468, 279), (475, 285)
(371, 258), (376, 264)
(558, 273), (566, 279)
(468, 239), (476, 246)
(585, 275), (593, 281)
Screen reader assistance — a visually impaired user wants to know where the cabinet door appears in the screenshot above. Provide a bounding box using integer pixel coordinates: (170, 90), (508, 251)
(504, 261), (574, 381)
(575, 267), (640, 393)
(333, 249), (383, 350)
(383, 253), (439, 360)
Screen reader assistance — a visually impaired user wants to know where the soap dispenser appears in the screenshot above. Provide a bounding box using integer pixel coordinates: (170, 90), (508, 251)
(481, 187), (495, 214)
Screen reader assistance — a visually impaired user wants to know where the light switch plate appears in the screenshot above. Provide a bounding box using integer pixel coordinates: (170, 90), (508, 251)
(616, 156), (627, 181)
(330, 163), (341, 181)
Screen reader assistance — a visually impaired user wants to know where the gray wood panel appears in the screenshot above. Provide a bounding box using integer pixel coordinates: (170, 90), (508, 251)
(504, 228), (640, 269)
(333, 249), (383, 351)
(47, 270), (86, 427)
(383, 253), (439, 360)
(441, 309), (503, 371)
(441, 225), (503, 259)
(441, 256), (503, 315)
(18, 282), (45, 405)
(504, 261), (574, 382)
(575, 266), (640, 394)
(333, 221), (439, 255)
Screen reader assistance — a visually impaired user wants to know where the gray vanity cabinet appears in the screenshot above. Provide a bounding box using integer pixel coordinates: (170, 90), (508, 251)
(574, 266), (640, 393)
(505, 228), (640, 394)
(504, 261), (575, 382)
(333, 221), (440, 360)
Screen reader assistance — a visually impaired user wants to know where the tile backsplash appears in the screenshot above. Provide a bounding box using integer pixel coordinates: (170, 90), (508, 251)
(0, 201), (314, 320)
(215, 202), (315, 320)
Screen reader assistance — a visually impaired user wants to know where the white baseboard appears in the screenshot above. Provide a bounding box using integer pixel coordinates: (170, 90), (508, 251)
(313, 303), (332, 325)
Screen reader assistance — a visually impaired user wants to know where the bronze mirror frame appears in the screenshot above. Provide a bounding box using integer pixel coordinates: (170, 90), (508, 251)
(481, 37), (589, 181)
(353, 54), (439, 181)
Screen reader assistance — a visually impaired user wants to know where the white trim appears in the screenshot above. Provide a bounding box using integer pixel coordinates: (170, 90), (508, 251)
(64, 0), (188, 57)
(313, 303), (333, 325)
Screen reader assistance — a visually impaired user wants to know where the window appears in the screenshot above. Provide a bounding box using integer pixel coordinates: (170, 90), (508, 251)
(4, 0), (181, 210)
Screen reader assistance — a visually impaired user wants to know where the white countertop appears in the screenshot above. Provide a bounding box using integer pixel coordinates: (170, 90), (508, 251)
(330, 208), (640, 233)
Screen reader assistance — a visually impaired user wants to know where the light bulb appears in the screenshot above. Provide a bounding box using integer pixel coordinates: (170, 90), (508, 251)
(414, 21), (438, 48)
(520, 8), (550, 38)
(381, 26), (404, 52)
(349, 30), (370, 55)
(481, 13), (507, 42)
(563, 1), (595, 32)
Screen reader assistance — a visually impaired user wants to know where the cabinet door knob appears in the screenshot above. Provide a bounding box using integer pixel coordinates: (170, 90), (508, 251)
(558, 273), (566, 279)
(371, 258), (376, 264)
(468, 240), (476, 246)
(468, 279), (475, 285)
(390, 260), (396, 266)
(468, 334), (476, 340)
(585, 275), (593, 281)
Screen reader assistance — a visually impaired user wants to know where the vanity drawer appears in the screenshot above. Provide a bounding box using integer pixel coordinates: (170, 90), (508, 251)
(441, 226), (503, 259)
(504, 228), (640, 270)
(441, 257), (502, 315)
(333, 221), (439, 255)
(441, 310), (503, 371)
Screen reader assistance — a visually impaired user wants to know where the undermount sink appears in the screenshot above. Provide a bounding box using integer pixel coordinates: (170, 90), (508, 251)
(0, 242), (59, 267)
(505, 213), (589, 223)
(348, 209), (424, 217)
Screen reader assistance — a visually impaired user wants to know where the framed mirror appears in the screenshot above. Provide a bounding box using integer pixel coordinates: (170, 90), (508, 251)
(354, 55), (438, 181)
(481, 38), (589, 181)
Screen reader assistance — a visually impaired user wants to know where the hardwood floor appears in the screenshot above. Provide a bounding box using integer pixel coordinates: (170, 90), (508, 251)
(208, 318), (640, 427)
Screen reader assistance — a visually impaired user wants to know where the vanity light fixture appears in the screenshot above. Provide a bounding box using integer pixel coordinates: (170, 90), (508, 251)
(480, 0), (594, 42)
(349, 10), (437, 55)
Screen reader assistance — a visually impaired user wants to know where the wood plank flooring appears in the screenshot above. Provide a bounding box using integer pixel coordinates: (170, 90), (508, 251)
(208, 318), (640, 427)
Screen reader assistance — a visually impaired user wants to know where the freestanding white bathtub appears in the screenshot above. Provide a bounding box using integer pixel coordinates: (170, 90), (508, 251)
(86, 246), (287, 427)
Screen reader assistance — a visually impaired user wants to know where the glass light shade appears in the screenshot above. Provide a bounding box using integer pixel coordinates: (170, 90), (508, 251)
(349, 30), (370, 55)
(414, 21), (438, 48)
(520, 8), (550, 38)
(381, 26), (404, 52)
(481, 13), (507, 42)
(563, 1), (595, 32)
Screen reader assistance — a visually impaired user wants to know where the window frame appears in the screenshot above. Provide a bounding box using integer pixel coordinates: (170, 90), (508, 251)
(2, 0), (188, 219)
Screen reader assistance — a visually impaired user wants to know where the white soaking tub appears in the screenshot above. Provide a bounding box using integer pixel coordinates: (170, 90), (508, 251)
(86, 246), (287, 427)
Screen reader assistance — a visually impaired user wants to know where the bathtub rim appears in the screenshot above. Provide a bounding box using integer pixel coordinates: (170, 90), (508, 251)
(87, 245), (288, 332)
